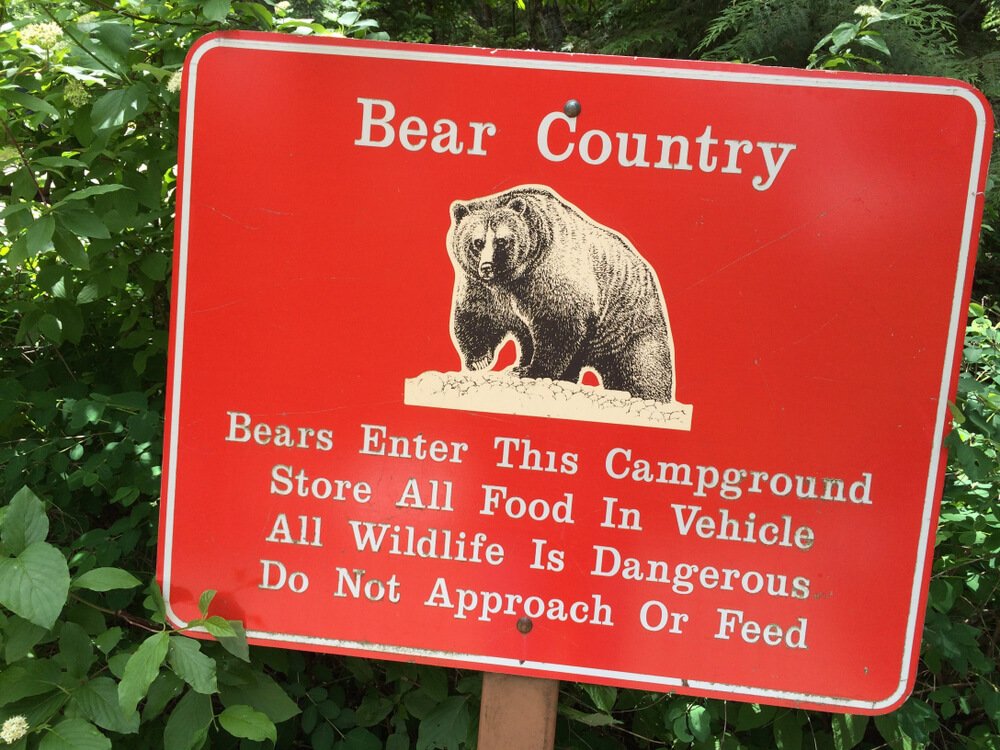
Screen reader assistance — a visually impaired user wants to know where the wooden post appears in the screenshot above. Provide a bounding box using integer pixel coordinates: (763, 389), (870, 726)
(477, 673), (559, 750)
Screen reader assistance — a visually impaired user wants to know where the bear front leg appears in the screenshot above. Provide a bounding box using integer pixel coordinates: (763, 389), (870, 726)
(451, 278), (510, 371)
(510, 317), (534, 369)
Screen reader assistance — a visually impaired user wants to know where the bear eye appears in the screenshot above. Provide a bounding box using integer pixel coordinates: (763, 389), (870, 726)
(473, 238), (485, 251)
(494, 237), (509, 250)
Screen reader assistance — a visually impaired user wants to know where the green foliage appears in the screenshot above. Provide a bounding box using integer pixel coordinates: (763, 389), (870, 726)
(697, 0), (969, 76)
(808, 3), (901, 70)
(2, 1), (998, 748)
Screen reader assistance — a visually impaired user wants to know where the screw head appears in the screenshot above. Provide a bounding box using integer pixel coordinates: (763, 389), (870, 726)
(517, 617), (533, 634)
(563, 99), (581, 118)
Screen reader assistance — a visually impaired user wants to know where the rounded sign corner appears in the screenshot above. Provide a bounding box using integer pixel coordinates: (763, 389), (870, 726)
(162, 596), (190, 632)
(184, 31), (231, 72)
(867, 678), (916, 716)
(939, 77), (995, 133)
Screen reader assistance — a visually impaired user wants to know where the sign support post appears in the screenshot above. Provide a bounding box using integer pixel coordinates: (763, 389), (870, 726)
(478, 674), (559, 750)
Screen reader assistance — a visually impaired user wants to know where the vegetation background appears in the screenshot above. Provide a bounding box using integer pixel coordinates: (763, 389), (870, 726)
(1, 0), (998, 748)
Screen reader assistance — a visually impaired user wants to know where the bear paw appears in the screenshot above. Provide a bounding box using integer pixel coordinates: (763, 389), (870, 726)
(467, 356), (493, 371)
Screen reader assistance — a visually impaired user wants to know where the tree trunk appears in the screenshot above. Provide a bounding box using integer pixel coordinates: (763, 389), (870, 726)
(542, 0), (566, 49)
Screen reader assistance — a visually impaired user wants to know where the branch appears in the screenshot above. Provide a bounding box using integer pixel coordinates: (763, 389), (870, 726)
(69, 592), (164, 634)
(0, 117), (49, 205)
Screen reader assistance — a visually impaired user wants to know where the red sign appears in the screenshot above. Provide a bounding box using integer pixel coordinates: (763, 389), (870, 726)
(158, 31), (992, 714)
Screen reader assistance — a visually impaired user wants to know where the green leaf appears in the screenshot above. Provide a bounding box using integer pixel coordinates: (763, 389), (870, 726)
(312, 723), (335, 750)
(829, 21), (860, 52)
(168, 636), (218, 694)
(4, 615), (48, 662)
(773, 711), (803, 750)
(4, 90), (60, 118)
(856, 32), (891, 56)
(58, 622), (96, 678)
(0, 660), (62, 706)
(77, 282), (101, 304)
(672, 712), (694, 742)
(94, 626), (123, 654)
(356, 692), (393, 727)
(57, 210), (111, 239)
(144, 581), (168, 623)
(38, 313), (64, 344)
(218, 705), (277, 743)
(833, 714), (870, 750)
(54, 184), (130, 206)
(142, 672), (185, 722)
(73, 567), (143, 592)
(33, 156), (87, 170)
(72, 677), (140, 734)
(91, 85), (149, 133)
(896, 699), (936, 744)
(2, 486), (49, 555)
(95, 22), (132, 58)
(874, 713), (901, 745)
(0, 541), (71, 628)
(209, 618), (248, 661)
(26, 215), (56, 255)
(561, 706), (617, 727)
(404, 689), (438, 720)
(582, 684), (617, 713)
(418, 666), (448, 702)
(343, 727), (381, 750)
(39, 719), (110, 750)
(204, 0), (233, 22)
(237, 2), (275, 27)
(220, 671), (300, 722)
(164, 690), (214, 750)
(688, 704), (711, 742)
(118, 631), (169, 715)
(198, 589), (216, 617)
(6, 235), (31, 266)
(201, 615), (236, 639)
(417, 696), (470, 750)
(53, 228), (90, 269)
(140, 253), (170, 281)
(24, 691), (71, 735)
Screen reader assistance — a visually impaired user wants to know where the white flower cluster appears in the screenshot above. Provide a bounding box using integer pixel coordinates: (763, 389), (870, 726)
(166, 71), (182, 94)
(0, 716), (29, 745)
(18, 22), (63, 50)
(64, 79), (91, 108)
(854, 4), (881, 18)
(404, 370), (692, 431)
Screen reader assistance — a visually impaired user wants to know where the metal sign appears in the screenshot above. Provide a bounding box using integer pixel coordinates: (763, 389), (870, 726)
(158, 31), (992, 713)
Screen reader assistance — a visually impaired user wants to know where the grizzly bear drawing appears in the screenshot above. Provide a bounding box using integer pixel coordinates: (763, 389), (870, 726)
(447, 185), (676, 403)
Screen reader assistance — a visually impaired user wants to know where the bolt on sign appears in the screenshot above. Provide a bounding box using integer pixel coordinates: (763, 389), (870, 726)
(158, 31), (992, 713)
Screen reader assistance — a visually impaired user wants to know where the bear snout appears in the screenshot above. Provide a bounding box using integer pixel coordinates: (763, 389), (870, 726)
(478, 260), (495, 280)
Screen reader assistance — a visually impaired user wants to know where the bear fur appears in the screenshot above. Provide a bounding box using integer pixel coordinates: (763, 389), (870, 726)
(447, 185), (676, 402)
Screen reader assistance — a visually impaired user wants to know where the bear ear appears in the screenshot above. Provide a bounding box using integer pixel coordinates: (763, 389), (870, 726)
(506, 197), (528, 214)
(452, 201), (470, 223)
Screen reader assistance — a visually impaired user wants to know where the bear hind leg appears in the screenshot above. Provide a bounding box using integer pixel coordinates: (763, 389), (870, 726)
(598, 336), (674, 403)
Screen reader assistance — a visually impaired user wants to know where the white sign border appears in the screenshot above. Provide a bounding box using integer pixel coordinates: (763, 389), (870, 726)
(161, 33), (990, 713)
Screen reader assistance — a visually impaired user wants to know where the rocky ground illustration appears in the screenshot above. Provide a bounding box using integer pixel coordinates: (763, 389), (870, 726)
(404, 370), (692, 430)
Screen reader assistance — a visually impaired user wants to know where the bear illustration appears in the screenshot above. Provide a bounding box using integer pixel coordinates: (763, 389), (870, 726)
(447, 185), (676, 402)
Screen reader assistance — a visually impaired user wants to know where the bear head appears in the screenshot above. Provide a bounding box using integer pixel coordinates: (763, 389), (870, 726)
(449, 193), (544, 286)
